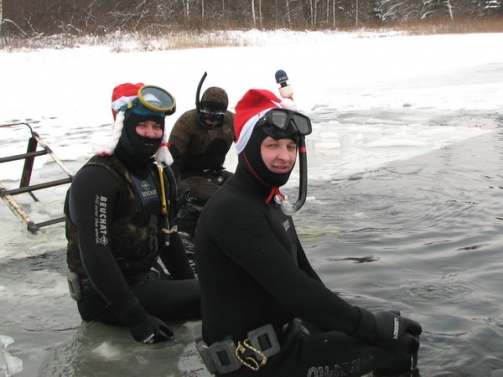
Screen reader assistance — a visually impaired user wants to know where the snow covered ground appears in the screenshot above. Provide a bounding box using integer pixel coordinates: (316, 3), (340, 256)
(0, 30), (502, 376)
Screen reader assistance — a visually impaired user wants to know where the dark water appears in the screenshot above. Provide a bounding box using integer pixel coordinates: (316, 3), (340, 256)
(295, 126), (503, 376)
(1, 117), (502, 376)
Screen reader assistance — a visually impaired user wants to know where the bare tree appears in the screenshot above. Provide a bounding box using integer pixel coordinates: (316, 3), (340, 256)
(182, 0), (190, 20)
(309, 0), (324, 27)
(325, 0), (330, 24)
(356, 0), (359, 27)
(446, 0), (454, 20)
(1, 0), (501, 38)
(258, 0), (262, 28)
(285, 0), (292, 27)
(420, 0), (455, 19)
(332, 0), (337, 27)
(251, 0), (256, 27)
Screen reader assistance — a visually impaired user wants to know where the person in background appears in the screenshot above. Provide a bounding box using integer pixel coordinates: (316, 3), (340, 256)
(194, 88), (422, 376)
(168, 85), (235, 208)
(65, 83), (200, 344)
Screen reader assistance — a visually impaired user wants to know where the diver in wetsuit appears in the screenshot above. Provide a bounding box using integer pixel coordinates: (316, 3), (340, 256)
(65, 83), (200, 344)
(194, 89), (422, 376)
(168, 83), (235, 207)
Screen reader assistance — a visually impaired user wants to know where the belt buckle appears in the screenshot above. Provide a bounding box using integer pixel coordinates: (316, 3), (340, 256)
(247, 323), (281, 358)
(208, 339), (241, 374)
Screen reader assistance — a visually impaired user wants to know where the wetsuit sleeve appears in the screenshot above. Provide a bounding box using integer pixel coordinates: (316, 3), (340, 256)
(296, 240), (324, 284)
(168, 144), (181, 180)
(168, 110), (197, 158)
(210, 200), (360, 334)
(68, 165), (148, 325)
(159, 232), (195, 279)
(168, 111), (195, 178)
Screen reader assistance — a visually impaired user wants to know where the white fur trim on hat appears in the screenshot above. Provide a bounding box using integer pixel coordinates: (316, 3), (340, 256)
(94, 110), (125, 156)
(154, 131), (173, 166)
(112, 95), (137, 114)
(279, 97), (297, 111)
(235, 109), (271, 155)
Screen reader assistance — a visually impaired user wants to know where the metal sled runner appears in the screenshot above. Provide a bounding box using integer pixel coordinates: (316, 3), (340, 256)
(0, 122), (74, 234)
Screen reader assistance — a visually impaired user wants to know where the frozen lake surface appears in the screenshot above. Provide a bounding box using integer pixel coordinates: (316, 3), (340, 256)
(1, 31), (502, 376)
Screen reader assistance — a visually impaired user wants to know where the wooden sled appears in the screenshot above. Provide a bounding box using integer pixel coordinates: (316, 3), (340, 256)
(0, 122), (74, 234)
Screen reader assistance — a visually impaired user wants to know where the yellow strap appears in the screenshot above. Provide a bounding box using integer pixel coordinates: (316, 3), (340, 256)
(157, 165), (168, 215)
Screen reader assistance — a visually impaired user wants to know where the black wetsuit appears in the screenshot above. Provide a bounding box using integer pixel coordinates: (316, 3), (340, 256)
(65, 150), (200, 325)
(195, 165), (409, 376)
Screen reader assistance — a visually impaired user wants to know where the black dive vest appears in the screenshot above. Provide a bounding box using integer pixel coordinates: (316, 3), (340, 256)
(65, 154), (177, 280)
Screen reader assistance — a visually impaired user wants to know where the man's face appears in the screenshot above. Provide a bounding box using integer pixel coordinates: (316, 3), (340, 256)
(135, 120), (164, 139)
(260, 136), (297, 174)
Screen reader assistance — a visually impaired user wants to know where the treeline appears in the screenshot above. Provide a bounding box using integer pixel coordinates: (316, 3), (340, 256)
(1, 0), (502, 37)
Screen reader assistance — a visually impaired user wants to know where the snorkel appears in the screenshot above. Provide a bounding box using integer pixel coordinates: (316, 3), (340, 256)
(278, 133), (308, 215)
(195, 71), (207, 115)
(273, 70), (309, 215)
(195, 71), (213, 129)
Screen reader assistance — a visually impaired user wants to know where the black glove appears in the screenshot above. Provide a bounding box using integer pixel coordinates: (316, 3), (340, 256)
(130, 314), (174, 344)
(352, 307), (422, 356)
(113, 291), (175, 344)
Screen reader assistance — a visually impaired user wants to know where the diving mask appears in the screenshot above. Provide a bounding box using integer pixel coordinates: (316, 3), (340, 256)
(256, 108), (312, 139)
(122, 85), (176, 117)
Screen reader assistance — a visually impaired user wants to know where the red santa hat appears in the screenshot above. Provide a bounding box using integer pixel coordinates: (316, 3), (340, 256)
(234, 89), (296, 154)
(111, 82), (144, 120)
(97, 83), (173, 165)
